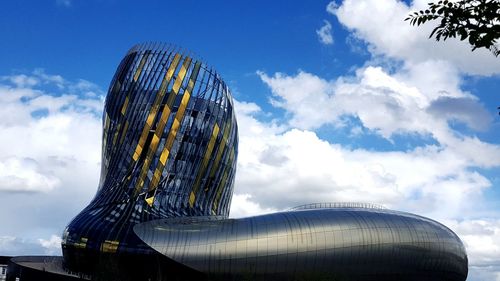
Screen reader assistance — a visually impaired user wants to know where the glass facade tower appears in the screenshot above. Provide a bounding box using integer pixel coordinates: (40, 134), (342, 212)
(62, 43), (238, 273)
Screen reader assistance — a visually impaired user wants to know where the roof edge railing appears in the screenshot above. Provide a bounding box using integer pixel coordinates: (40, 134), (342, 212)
(289, 202), (387, 211)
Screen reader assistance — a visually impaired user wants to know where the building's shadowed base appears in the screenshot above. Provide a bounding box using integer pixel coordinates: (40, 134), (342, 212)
(6, 255), (465, 281)
(7, 253), (205, 281)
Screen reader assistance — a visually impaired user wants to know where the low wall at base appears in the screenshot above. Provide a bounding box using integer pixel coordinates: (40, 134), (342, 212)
(7, 256), (85, 281)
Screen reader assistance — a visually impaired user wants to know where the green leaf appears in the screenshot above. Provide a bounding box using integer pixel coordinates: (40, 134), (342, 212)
(430, 26), (441, 38)
(405, 0), (500, 58)
(459, 28), (468, 40)
(469, 35), (476, 45)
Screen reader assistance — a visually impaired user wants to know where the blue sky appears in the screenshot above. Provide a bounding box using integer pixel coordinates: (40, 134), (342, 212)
(0, 1), (499, 280)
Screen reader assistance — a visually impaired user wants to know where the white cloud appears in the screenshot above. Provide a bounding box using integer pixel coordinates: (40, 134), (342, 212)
(0, 234), (62, 256)
(233, 100), (495, 217)
(232, 97), (500, 279)
(258, 60), (496, 149)
(329, 0), (500, 75)
(258, 70), (335, 130)
(38, 235), (62, 255)
(445, 219), (500, 280)
(239, 44), (500, 279)
(427, 96), (492, 132)
(0, 236), (52, 256)
(316, 20), (334, 45)
(1, 74), (39, 88)
(229, 194), (277, 218)
(253, 57), (500, 226)
(0, 157), (60, 192)
(33, 69), (65, 88)
(303, 1), (500, 277)
(326, 1), (338, 14)
(0, 236), (16, 249)
(0, 71), (102, 252)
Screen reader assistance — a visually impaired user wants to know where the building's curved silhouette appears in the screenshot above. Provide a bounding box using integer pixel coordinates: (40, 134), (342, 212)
(58, 43), (467, 281)
(135, 207), (467, 281)
(62, 43), (238, 275)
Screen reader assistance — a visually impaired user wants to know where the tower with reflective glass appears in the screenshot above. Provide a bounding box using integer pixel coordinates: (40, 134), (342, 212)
(62, 43), (238, 273)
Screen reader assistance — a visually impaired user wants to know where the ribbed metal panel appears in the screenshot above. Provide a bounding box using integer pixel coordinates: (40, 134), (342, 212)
(135, 208), (468, 281)
(62, 43), (238, 266)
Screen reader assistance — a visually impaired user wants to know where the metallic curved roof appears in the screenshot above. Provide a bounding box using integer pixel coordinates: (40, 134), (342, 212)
(134, 207), (468, 281)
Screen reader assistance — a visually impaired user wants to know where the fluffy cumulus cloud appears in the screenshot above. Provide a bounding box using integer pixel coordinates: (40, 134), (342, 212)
(0, 235), (63, 256)
(328, 0), (500, 76)
(229, 1), (500, 279)
(316, 20), (334, 45)
(232, 76), (500, 278)
(258, 63), (500, 164)
(229, 194), (277, 218)
(232, 93), (498, 217)
(0, 157), (60, 192)
(39, 235), (63, 255)
(0, 70), (102, 256)
(446, 219), (500, 281)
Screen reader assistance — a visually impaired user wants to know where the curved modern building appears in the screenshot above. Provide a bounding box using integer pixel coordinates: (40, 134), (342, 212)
(61, 43), (238, 276)
(135, 205), (467, 281)
(57, 43), (468, 281)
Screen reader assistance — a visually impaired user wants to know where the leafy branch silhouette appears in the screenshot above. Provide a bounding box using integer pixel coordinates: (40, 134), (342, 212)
(406, 0), (500, 56)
